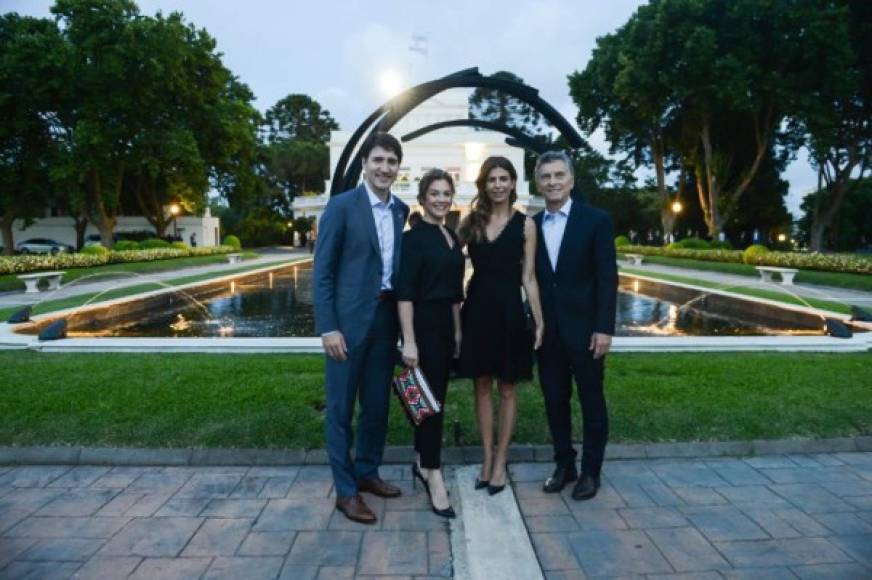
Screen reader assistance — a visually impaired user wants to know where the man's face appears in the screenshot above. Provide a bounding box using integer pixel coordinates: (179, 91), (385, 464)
(362, 146), (400, 193)
(536, 160), (574, 206)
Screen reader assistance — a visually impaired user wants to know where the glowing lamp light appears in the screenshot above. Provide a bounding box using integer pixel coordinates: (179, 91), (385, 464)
(777, 233), (787, 242)
(169, 203), (181, 216)
(671, 200), (683, 214)
(378, 69), (404, 98)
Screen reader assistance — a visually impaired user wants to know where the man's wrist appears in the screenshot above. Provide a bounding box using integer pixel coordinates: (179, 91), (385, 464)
(321, 330), (340, 338)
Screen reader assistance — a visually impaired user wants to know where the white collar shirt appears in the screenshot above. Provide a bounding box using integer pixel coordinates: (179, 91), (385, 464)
(365, 182), (396, 290)
(542, 197), (573, 271)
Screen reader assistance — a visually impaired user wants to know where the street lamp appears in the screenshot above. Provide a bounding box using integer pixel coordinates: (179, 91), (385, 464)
(671, 200), (683, 214)
(777, 233), (787, 243)
(169, 204), (180, 240)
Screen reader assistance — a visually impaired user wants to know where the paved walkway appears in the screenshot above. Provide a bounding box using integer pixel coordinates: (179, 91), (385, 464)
(0, 248), (311, 310)
(1, 452), (870, 579)
(621, 261), (872, 308)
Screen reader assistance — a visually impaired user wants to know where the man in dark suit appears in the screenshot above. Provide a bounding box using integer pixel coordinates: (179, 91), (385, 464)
(533, 150), (618, 500)
(313, 132), (410, 523)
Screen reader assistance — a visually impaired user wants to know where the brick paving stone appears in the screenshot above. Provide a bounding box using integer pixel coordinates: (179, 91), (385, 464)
(428, 529), (452, 577)
(741, 508), (803, 539)
(6, 516), (130, 539)
(704, 460), (770, 486)
(526, 515), (580, 533)
(715, 537), (854, 567)
(670, 486), (728, 506)
(200, 499), (266, 518)
(381, 481), (431, 511)
(313, 567), (354, 579)
(127, 471), (193, 493)
(609, 481), (656, 507)
(761, 468), (862, 485)
(845, 496), (872, 510)
(245, 467), (300, 478)
(647, 573), (723, 580)
(98, 517), (203, 557)
(257, 477), (297, 499)
(570, 508), (628, 531)
(175, 474), (243, 498)
(513, 481), (546, 500)
(543, 571), (588, 580)
(786, 455), (828, 468)
(237, 531), (296, 556)
(0, 489), (62, 515)
(380, 509), (448, 531)
(35, 489), (119, 517)
(567, 529), (672, 576)
(650, 462), (729, 488)
(646, 527), (731, 572)
(0, 537), (36, 569)
(770, 508), (832, 537)
(93, 491), (146, 516)
(825, 534), (872, 567)
(530, 532), (581, 571)
(769, 484), (856, 514)
(744, 456), (800, 469)
(812, 513), (872, 535)
(508, 462), (552, 482)
(122, 492), (174, 518)
(18, 538), (103, 562)
(128, 557), (212, 580)
(202, 556), (284, 579)
(0, 466), (72, 488)
(252, 499), (334, 532)
(714, 485), (793, 509)
(681, 505), (769, 542)
(90, 467), (158, 489)
(356, 530), (428, 576)
(639, 483), (685, 506)
(519, 496), (571, 517)
(276, 564), (318, 580)
(791, 563), (872, 579)
(69, 556), (142, 580)
(154, 497), (212, 517)
(228, 476), (269, 498)
(294, 466), (333, 481)
(619, 506), (688, 529)
(0, 509), (29, 535)
(47, 467), (111, 489)
(720, 568), (799, 579)
(0, 560), (81, 579)
(181, 518), (253, 557)
(285, 479), (333, 499)
(809, 455), (846, 467)
(285, 531), (361, 567)
(820, 480), (872, 497)
(564, 482), (626, 509)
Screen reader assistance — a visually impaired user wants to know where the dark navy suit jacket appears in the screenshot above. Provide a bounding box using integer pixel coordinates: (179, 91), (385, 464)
(533, 200), (618, 351)
(313, 185), (409, 348)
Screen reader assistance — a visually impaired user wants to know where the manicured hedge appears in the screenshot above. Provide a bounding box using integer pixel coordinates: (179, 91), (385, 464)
(0, 245), (236, 275)
(617, 244), (872, 275)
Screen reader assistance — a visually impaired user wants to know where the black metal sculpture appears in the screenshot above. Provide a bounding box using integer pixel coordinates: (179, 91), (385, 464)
(401, 119), (550, 155)
(331, 67), (584, 195)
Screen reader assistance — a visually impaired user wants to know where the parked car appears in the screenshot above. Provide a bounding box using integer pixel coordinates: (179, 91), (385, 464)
(83, 234), (103, 248)
(15, 238), (74, 255)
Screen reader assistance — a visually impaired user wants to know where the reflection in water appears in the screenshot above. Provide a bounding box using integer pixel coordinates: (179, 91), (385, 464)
(71, 263), (826, 338)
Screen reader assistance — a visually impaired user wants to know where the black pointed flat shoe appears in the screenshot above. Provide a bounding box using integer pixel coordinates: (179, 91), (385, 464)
(487, 482), (506, 496)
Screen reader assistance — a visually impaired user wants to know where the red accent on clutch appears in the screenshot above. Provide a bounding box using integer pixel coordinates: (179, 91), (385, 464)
(392, 366), (441, 426)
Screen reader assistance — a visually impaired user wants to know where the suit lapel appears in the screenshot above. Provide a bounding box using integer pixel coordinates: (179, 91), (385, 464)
(534, 212), (555, 276)
(355, 186), (380, 255)
(554, 201), (582, 274)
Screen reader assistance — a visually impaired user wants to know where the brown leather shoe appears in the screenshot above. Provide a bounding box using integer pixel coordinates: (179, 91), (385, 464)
(335, 494), (377, 524)
(358, 477), (402, 498)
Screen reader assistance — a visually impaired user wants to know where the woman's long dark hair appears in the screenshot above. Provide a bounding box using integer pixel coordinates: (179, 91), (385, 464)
(458, 156), (518, 244)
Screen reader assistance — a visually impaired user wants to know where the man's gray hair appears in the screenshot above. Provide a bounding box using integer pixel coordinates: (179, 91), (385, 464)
(535, 150), (575, 179)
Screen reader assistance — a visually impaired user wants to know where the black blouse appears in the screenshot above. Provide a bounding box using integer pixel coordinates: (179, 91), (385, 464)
(396, 220), (464, 303)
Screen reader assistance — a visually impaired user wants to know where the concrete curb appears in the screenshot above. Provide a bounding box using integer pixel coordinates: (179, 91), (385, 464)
(0, 436), (868, 466)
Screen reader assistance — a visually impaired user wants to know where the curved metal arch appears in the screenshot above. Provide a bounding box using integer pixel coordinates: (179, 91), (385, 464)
(331, 67), (583, 195)
(401, 119), (550, 155)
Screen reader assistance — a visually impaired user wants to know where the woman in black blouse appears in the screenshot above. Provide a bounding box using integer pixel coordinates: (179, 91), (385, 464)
(396, 169), (464, 519)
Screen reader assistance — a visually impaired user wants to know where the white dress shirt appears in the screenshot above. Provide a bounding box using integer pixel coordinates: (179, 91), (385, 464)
(365, 182), (396, 290)
(542, 197), (572, 271)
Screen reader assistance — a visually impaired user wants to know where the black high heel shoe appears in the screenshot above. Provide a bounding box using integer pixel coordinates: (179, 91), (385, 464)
(474, 477), (489, 490)
(487, 464), (508, 496)
(412, 463), (456, 519)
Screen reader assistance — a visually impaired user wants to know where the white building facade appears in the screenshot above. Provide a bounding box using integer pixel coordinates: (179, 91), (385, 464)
(293, 89), (544, 225)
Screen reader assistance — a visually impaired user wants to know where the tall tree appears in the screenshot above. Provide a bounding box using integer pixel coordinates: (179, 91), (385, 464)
(263, 94), (338, 144)
(469, 71), (546, 136)
(0, 14), (66, 254)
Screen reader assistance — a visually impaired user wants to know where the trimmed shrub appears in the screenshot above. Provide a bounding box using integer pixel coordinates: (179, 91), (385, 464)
(113, 240), (140, 251)
(139, 239), (171, 249)
(80, 244), (109, 256)
(170, 241), (189, 251)
(672, 237), (711, 250)
(615, 235), (631, 247)
(222, 235), (241, 250)
(709, 240), (733, 250)
(743, 244), (770, 264)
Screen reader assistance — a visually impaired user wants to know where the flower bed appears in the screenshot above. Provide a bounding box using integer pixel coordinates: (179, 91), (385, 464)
(616, 245), (872, 275)
(0, 246), (236, 275)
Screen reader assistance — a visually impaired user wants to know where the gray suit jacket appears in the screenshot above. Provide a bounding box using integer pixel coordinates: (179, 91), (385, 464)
(313, 185), (409, 347)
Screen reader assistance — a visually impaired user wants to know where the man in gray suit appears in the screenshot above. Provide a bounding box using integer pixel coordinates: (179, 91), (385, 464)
(313, 132), (410, 524)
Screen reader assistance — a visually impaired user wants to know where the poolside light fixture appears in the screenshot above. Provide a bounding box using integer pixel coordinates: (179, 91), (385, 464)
(38, 318), (67, 341)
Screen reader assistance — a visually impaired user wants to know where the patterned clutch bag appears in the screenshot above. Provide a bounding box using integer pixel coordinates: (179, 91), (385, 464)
(392, 366), (441, 426)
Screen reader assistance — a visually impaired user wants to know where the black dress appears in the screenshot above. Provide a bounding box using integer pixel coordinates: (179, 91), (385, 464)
(458, 211), (532, 382)
(395, 220), (464, 469)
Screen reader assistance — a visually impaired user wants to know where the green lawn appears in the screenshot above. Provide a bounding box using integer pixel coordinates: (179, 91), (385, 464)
(1, 352), (868, 449)
(627, 254), (872, 292)
(0, 256), (310, 321)
(0, 251), (260, 293)
(621, 266), (853, 314)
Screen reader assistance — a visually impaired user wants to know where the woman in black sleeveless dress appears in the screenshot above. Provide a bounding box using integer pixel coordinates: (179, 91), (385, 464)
(458, 156), (544, 495)
(396, 169), (464, 518)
